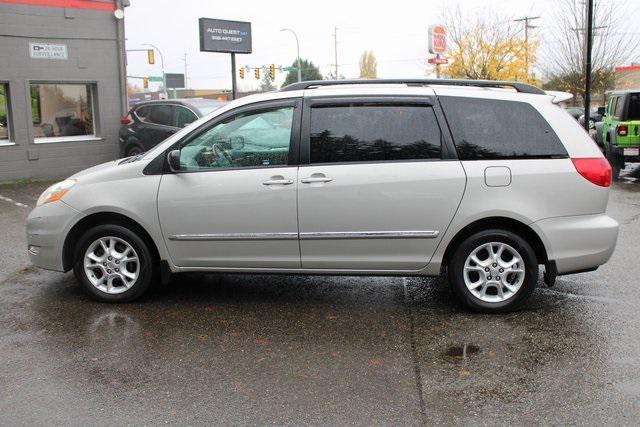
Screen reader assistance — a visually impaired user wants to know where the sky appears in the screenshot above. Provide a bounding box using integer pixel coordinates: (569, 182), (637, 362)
(123, 0), (640, 93)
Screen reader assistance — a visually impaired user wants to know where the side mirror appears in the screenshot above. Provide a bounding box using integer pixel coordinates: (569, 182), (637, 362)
(597, 106), (606, 116)
(167, 149), (181, 172)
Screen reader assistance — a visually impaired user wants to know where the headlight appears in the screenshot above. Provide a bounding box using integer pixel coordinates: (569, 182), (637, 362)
(36, 179), (76, 206)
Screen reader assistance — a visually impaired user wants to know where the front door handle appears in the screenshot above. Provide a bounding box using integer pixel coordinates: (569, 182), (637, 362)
(263, 178), (294, 186)
(301, 176), (333, 184)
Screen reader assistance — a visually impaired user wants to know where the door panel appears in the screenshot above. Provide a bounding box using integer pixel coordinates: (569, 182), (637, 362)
(157, 99), (302, 269)
(297, 98), (465, 271)
(158, 168), (299, 268)
(297, 161), (466, 270)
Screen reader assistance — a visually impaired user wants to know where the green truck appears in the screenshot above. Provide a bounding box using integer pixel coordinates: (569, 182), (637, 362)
(599, 90), (640, 179)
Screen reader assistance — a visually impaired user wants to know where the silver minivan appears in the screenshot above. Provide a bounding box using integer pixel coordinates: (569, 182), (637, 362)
(26, 79), (619, 312)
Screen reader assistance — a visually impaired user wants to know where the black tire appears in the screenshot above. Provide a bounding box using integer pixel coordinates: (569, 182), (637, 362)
(125, 143), (144, 157)
(448, 229), (538, 313)
(72, 224), (155, 302)
(605, 145), (622, 180)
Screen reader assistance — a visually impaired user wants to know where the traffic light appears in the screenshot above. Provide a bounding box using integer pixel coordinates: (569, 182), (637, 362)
(143, 77), (148, 89)
(239, 68), (245, 79)
(269, 64), (276, 80)
(254, 68), (260, 79)
(147, 49), (155, 65)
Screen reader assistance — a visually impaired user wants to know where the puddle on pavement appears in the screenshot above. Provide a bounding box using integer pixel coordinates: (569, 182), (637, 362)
(443, 344), (481, 360)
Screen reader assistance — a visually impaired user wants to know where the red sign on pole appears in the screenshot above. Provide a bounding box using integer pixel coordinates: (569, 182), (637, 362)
(428, 56), (448, 65)
(428, 25), (447, 55)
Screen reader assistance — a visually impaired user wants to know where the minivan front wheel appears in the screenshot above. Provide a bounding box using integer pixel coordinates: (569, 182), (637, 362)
(448, 229), (538, 313)
(73, 224), (154, 302)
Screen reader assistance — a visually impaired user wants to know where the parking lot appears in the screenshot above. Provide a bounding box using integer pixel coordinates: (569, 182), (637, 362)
(1, 170), (640, 425)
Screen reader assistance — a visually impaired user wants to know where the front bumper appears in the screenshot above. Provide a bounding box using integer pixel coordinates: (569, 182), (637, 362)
(531, 213), (619, 275)
(26, 201), (83, 272)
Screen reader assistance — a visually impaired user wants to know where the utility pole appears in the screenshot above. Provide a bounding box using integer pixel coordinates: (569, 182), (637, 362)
(514, 16), (540, 81)
(332, 26), (339, 79)
(584, 0), (594, 131)
(181, 53), (188, 89)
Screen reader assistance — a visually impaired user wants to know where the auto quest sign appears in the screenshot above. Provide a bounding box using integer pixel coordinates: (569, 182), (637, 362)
(199, 18), (252, 53)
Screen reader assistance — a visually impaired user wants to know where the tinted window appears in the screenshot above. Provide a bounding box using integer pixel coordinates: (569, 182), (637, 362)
(135, 105), (151, 122)
(614, 96), (625, 118)
(179, 106), (293, 171)
(627, 93), (640, 120)
(148, 105), (173, 126)
(310, 104), (441, 164)
(174, 106), (198, 127)
(440, 97), (567, 160)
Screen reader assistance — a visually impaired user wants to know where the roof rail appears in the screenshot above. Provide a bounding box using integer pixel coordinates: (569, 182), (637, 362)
(280, 79), (546, 95)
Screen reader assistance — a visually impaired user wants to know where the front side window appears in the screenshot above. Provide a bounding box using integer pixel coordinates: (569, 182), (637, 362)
(0, 84), (8, 141)
(309, 104), (442, 164)
(440, 97), (567, 160)
(30, 83), (95, 139)
(174, 106), (197, 128)
(179, 106), (293, 171)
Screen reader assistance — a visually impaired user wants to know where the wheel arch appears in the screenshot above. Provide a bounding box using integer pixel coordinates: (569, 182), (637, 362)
(441, 216), (548, 268)
(62, 211), (161, 272)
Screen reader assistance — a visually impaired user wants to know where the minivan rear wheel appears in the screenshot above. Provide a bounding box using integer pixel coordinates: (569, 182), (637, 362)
(73, 224), (154, 302)
(448, 229), (538, 313)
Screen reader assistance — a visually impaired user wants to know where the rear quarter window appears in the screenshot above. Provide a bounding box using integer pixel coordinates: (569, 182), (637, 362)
(439, 97), (568, 160)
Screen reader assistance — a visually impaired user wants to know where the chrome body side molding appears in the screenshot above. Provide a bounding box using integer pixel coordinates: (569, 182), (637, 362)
(168, 230), (439, 241)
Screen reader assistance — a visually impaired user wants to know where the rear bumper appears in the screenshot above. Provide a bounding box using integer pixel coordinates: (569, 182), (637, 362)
(531, 213), (619, 275)
(26, 201), (83, 272)
(612, 146), (640, 162)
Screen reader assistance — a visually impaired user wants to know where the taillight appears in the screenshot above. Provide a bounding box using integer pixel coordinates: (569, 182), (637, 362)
(120, 115), (132, 125)
(617, 125), (628, 136)
(572, 158), (612, 187)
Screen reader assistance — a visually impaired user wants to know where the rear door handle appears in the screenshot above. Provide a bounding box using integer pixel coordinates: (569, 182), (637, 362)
(301, 176), (333, 184)
(263, 179), (294, 186)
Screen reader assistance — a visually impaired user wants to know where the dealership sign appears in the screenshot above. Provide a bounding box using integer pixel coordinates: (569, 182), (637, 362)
(29, 42), (68, 60)
(428, 25), (447, 55)
(199, 18), (252, 53)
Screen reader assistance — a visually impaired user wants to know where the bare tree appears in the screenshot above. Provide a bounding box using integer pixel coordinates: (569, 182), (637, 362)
(543, 0), (640, 100)
(359, 51), (378, 79)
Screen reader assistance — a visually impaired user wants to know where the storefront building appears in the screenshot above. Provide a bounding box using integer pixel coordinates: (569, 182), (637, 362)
(0, 0), (127, 181)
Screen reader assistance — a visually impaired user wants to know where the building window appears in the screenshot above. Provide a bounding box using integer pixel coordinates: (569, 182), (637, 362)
(0, 84), (9, 142)
(30, 83), (95, 141)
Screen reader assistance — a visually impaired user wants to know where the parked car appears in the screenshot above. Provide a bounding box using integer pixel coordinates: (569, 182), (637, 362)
(579, 107), (605, 141)
(579, 108), (604, 127)
(27, 79), (618, 313)
(564, 106), (584, 121)
(119, 98), (226, 157)
(600, 90), (640, 179)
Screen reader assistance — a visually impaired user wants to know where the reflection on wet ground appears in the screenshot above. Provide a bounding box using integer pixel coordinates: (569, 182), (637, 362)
(1, 166), (640, 424)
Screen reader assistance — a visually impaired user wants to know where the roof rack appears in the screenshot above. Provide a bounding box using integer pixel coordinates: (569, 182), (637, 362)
(280, 79), (546, 95)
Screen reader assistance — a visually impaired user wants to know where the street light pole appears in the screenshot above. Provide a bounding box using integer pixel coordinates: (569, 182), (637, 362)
(142, 43), (167, 99)
(281, 28), (301, 82)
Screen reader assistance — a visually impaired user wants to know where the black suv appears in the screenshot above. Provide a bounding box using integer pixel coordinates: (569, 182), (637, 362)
(119, 99), (226, 157)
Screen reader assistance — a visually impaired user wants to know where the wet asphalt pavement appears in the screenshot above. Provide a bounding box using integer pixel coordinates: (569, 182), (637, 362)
(1, 171), (640, 426)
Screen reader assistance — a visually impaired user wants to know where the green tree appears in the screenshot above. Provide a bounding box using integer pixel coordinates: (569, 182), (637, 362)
(281, 58), (323, 87)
